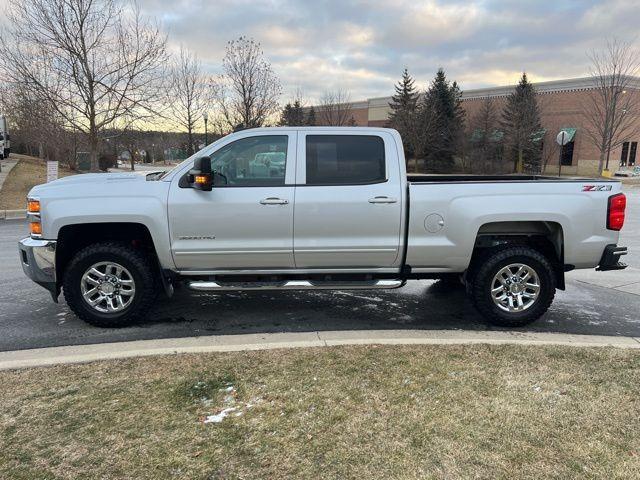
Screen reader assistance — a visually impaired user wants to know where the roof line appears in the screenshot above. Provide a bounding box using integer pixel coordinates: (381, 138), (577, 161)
(360, 75), (640, 105)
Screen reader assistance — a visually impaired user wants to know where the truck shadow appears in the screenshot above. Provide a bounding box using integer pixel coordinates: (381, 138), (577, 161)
(143, 279), (640, 338)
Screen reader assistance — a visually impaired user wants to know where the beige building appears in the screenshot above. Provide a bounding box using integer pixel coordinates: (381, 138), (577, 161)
(341, 76), (640, 176)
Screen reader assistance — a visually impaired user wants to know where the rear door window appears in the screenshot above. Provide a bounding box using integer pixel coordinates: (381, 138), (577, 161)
(305, 135), (386, 185)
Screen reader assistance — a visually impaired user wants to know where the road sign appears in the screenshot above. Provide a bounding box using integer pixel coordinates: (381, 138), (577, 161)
(46, 161), (59, 183)
(556, 131), (570, 146)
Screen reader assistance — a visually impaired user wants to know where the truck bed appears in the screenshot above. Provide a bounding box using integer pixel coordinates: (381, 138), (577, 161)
(404, 177), (622, 273)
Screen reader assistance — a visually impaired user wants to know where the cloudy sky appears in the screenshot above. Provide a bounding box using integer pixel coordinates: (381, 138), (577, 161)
(139, 0), (638, 102)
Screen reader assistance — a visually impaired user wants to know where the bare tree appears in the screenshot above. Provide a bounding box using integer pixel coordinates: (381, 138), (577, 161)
(582, 38), (640, 173)
(0, 82), (76, 166)
(0, 0), (167, 172)
(170, 47), (208, 155)
(318, 90), (354, 126)
(211, 37), (281, 131)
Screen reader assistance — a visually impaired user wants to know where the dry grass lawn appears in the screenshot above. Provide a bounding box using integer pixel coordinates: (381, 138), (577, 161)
(1, 344), (639, 479)
(0, 154), (77, 210)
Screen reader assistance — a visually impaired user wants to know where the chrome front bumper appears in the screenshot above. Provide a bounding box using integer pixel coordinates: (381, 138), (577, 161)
(18, 237), (58, 300)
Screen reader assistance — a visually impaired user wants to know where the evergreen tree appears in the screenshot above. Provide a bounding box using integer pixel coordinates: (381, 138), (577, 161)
(468, 96), (503, 173)
(279, 103), (293, 126)
(290, 100), (304, 125)
(420, 68), (465, 172)
(500, 72), (543, 173)
(278, 100), (305, 126)
(388, 68), (419, 161)
(306, 106), (316, 126)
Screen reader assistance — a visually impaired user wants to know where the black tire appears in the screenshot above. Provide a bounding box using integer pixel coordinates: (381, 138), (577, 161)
(63, 242), (157, 327)
(470, 246), (556, 327)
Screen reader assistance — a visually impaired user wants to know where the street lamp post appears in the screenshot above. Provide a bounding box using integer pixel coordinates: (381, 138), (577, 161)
(203, 112), (209, 146)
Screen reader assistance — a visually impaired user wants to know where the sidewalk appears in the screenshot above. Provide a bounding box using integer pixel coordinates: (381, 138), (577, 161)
(1, 329), (639, 370)
(0, 159), (23, 220)
(0, 158), (17, 192)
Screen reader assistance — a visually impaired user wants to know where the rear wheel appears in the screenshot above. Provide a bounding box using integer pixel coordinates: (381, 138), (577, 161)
(63, 242), (157, 327)
(470, 247), (556, 327)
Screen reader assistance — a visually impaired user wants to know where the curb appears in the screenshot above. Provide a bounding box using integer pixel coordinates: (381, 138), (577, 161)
(1, 329), (639, 371)
(0, 209), (26, 220)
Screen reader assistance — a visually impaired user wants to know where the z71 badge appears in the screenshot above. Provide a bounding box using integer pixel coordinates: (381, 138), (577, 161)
(582, 185), (613, 192)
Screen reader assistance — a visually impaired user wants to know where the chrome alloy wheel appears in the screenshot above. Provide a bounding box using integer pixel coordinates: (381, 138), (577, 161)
(80, 262), (136, 313)
(490, 263), (540, 313)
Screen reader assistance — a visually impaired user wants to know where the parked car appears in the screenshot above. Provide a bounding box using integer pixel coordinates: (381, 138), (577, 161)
(19, 127), (628, 327)
(0, 115), (11, 159)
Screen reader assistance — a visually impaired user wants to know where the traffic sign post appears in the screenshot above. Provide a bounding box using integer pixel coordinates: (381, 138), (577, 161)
(46, 161), (59, 183)
(556, 130), (569, 177)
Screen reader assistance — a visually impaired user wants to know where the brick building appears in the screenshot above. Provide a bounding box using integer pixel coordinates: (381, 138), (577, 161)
(334, 76), (640, 176)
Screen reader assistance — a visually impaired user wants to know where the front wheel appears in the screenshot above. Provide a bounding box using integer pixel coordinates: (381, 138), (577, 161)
(63, 242), (157, 327)
(470, 247), (556, 327)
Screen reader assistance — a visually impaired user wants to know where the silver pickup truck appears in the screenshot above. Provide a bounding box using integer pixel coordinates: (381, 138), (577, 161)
(19, 127), (628, 328)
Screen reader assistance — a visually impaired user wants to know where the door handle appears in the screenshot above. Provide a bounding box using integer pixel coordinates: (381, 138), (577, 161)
(260, 197), (289, 205)
(368, 196), (397, 204)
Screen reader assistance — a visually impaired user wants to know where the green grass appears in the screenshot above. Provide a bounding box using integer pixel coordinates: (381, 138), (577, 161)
(1, 344), (639, 479)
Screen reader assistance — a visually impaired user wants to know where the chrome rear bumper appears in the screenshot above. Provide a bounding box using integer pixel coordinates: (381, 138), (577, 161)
(18, 237), (58, 300)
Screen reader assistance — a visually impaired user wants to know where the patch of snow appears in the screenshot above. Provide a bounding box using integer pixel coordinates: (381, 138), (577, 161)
(203, 407), (237, 424)
(334, 291), (384, 302)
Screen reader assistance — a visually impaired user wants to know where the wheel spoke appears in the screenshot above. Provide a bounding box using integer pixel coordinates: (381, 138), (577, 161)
(115, 295), (125, 309)
(516, 295), (524, 310)
(84, 287), (98, 298)
(526, 282), (540, 292)
(89, 267), (105, 279)
(87, 295), (103, 307)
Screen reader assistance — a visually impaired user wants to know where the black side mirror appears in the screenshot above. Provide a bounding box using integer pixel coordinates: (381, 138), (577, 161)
(188, 156), (212, 191)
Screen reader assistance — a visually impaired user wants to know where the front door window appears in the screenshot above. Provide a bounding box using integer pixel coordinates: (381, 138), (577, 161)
(210, 136), (288, 187)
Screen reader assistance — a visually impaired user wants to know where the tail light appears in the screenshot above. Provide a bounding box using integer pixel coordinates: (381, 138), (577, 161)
(607, 193), (626, 231)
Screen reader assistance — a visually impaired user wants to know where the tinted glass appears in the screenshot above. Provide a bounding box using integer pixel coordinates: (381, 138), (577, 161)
(305, 135), (385, 185)
(210, 136), (287, 186)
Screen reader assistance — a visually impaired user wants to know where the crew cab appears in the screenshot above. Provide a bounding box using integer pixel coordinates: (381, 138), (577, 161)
(19, 127), (628, 328)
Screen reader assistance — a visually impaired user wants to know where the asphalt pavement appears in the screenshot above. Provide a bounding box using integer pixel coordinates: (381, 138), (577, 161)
(1, 188), (639, 352)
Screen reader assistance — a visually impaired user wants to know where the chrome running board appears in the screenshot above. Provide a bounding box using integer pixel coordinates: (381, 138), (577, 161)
(187, 279), (405, 292)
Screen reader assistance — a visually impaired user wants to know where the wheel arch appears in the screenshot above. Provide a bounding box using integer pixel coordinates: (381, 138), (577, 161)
(56, 222), (159, 284)
(470, 220), (567, 290)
